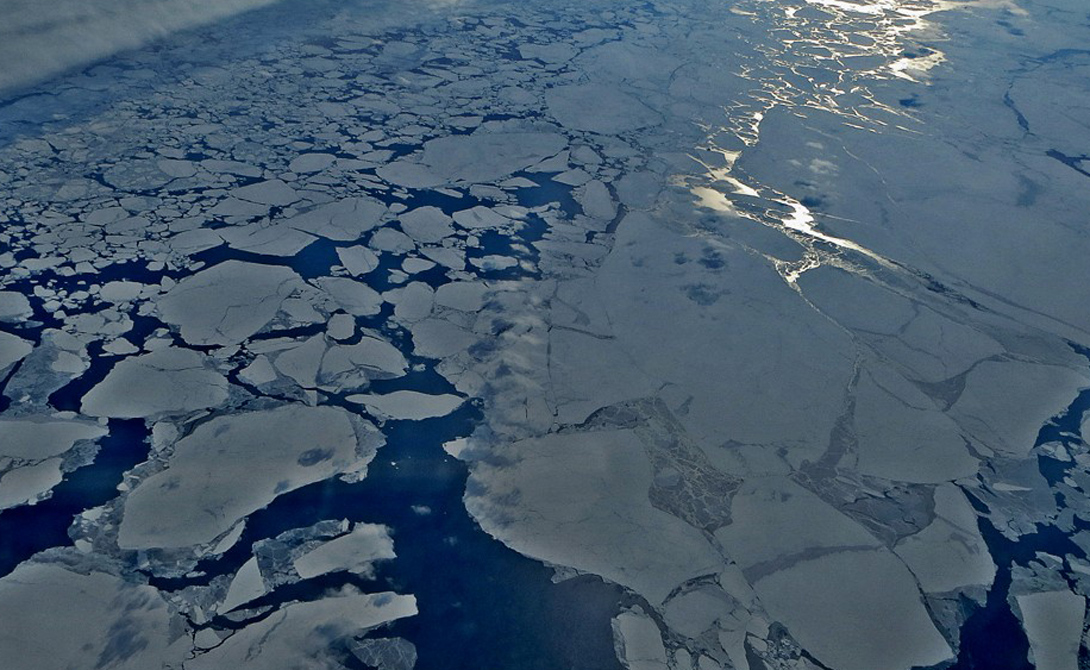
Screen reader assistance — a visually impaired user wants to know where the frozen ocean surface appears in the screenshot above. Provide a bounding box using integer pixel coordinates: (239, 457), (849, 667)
(1, 0), (1089, 669)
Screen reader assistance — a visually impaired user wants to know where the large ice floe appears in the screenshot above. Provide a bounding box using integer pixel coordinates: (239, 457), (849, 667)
(1, 0), (1090, 668)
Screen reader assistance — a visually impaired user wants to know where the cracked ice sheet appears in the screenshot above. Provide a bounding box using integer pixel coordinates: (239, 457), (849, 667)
(463, 429), (723, 605)
(0, 558), (187, 670)
(118, 405), (381, 550)
(157, 260), (307, 346)
(188, 590), (417, 670)
(547, 211), (854, 460)
(81, 347), (229, 419)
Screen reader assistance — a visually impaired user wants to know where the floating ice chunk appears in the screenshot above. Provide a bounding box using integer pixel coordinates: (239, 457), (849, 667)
(546, 84), (661, 134)
(0, 560), (186, 670)
(754, 550), (953, 670)
(217, 221), (316, 257)
(519, 42), (578, 63)
(239, 354), (278, 386)
(370, 227), (416, 253)
(715, 477), (880, 575)
(188, 590), (417, 670)
(402, 257), (435, 275)
(319, 336), (408, 388)
(158, 261), (304, 346)
(612, 610), (668, 670)
(952, 361), (1090, 457)
(293, 523), (395, 578)
(347, 391), (464, 421)
(452, 206), (509, 230)
(289, 152), (336, 174)
(435, 282), (488, 312)
(470, 255), (518, 272)
(232, 179), (299, 206)
(338, 246), (380, 276)
(81, 347), (229, 419)
(219, 556), (266, 613)
(98, 280), (144, 304)
(380, 132), (566, 186)
(1017, 590), (1085, 670)
(117, 405), (380, 549)
(399, 206), (454, 243)
(421, 247), (465, 271)
(0, 416), (107, 460)
(348, 638), (418, 670)
(202, 159), (263, 177)
(0, 331), (33, 374)
(384, 282), (434, 322)
(853, 367), (979, 483)
(157, 158), (196, 178)
(895, 484), (995, 593)
(287, 197), (386, 241)
(316, 277), (383, 317)
(0, 292), (32, 322)
(465, 430), (722, 604)
(273, 334), (326, 388)
(327, 313), (356, 341)
(0, 458), (64, 509)
(578, 180), (617, 220)
(422, 132), (567, 183)
(409, 318), (477, 359)
(553, 168), (592, 186)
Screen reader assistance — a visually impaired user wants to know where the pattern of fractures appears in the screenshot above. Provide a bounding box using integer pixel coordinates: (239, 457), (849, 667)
(0, 0), (1088, 668)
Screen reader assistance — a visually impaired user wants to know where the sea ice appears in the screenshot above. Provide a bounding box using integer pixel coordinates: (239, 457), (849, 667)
(117, 405), (381, 549)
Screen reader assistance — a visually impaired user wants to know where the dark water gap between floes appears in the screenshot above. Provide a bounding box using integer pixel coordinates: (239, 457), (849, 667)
(950, 343), (1090, 670)
(0, 419), (151, 576)
(151, 363), (628, 670)
(1, 215), (626, 668)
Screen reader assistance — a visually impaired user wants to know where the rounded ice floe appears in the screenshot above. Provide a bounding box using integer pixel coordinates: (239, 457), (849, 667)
(117, 404), (381, 550)
(157, 260), (305, 346)
(81, 347), (229, 419)
(346, 390), (464, 421)
(434, 281), (488, 312)
(545, 84), (662, 134)
(399, 206), (454, 243)
(289, 152), (336, 174)
(384, 282), (434, 323)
